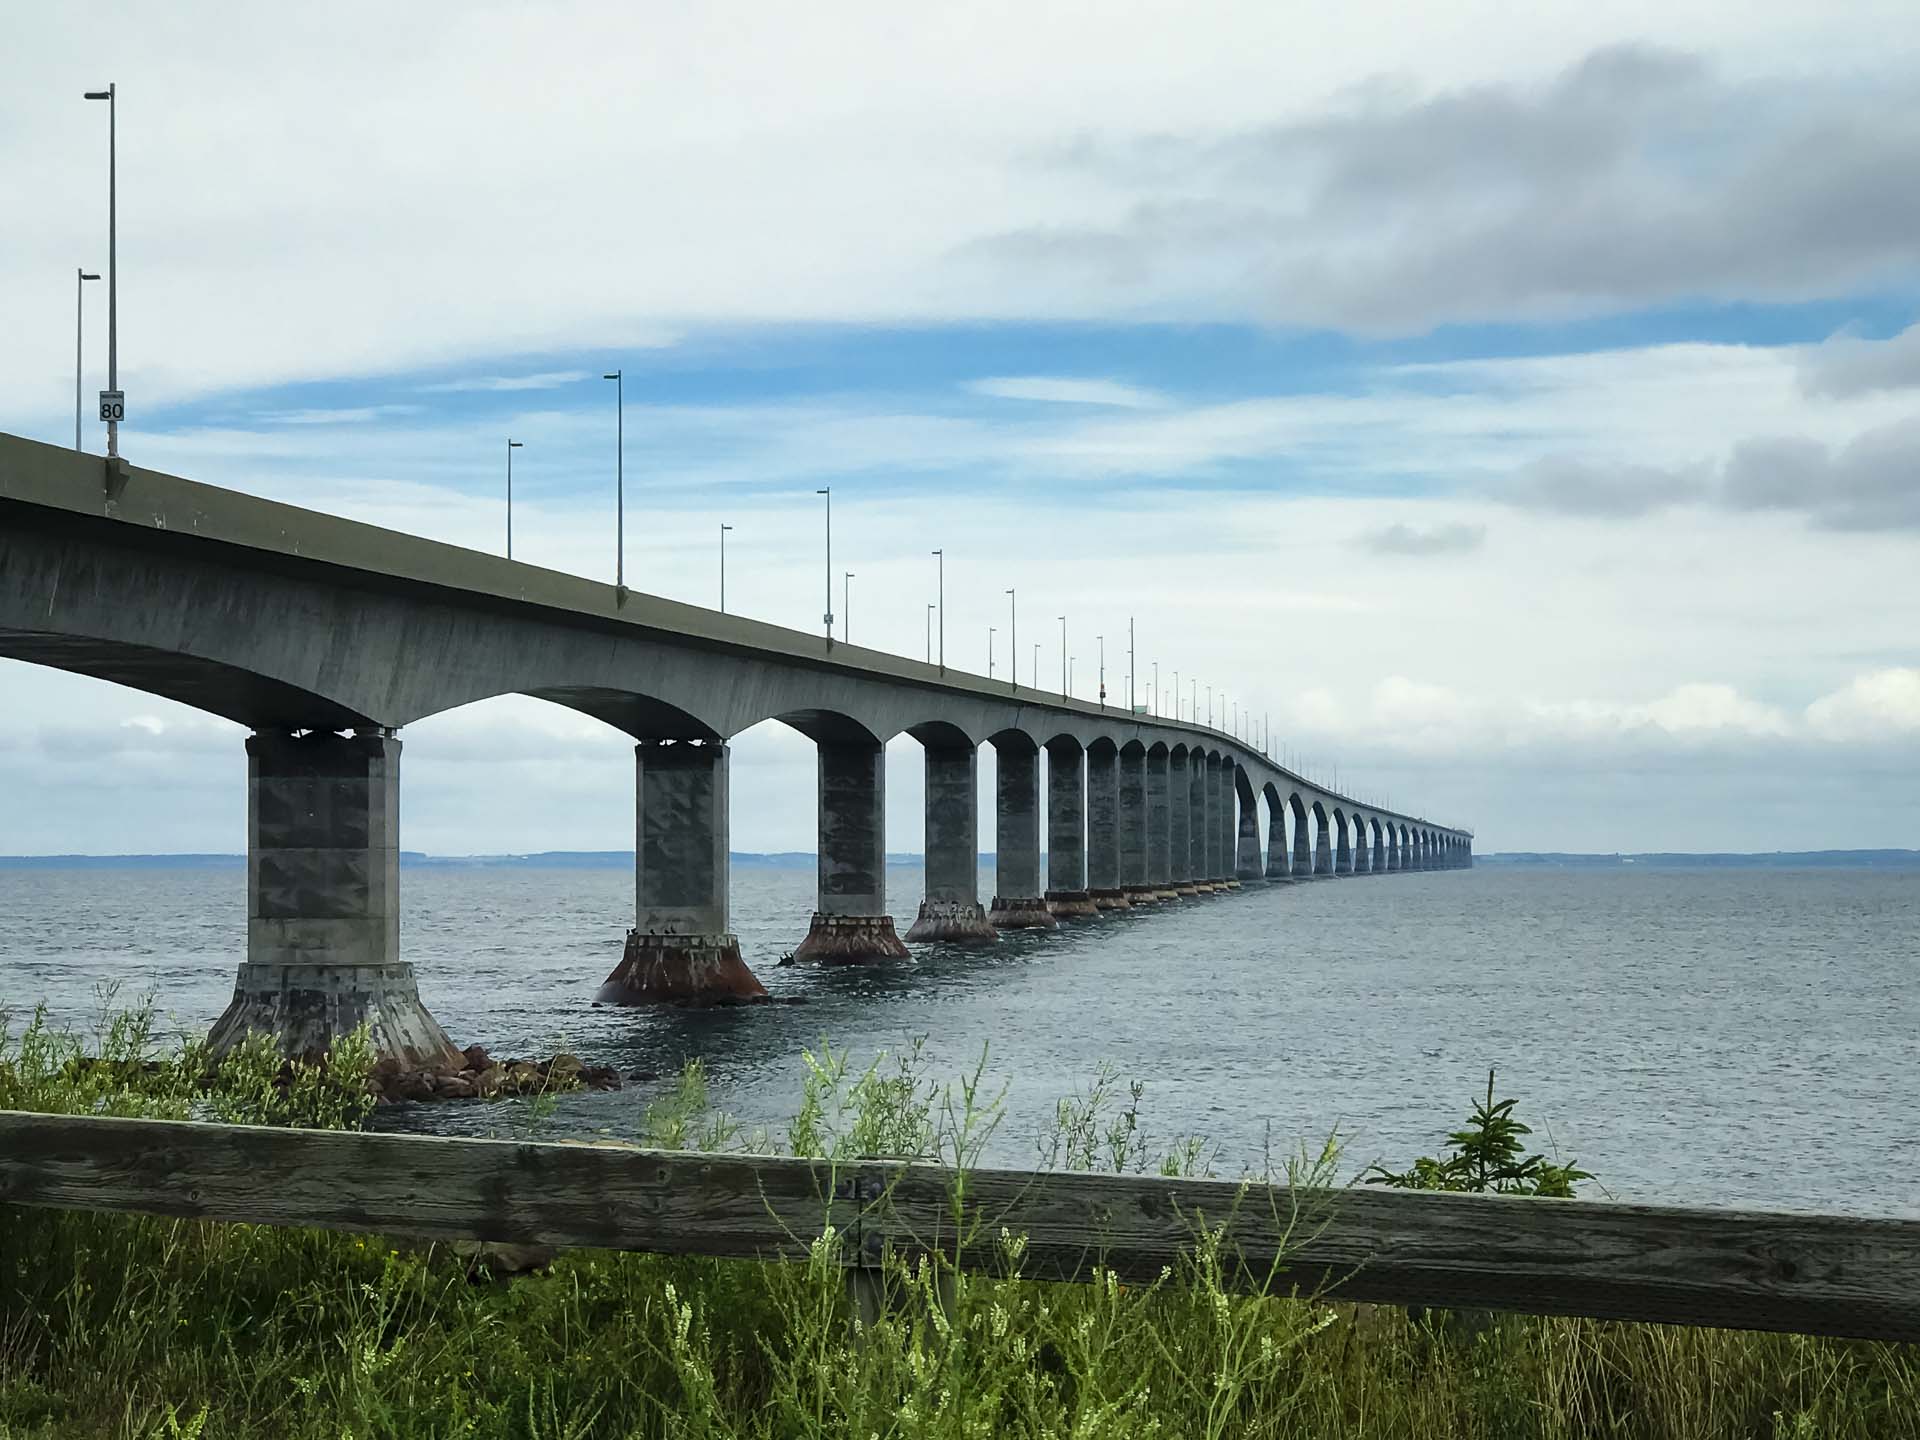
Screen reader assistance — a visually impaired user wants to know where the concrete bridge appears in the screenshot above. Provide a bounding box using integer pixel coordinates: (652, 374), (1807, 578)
(0, 432), (1473, 1065)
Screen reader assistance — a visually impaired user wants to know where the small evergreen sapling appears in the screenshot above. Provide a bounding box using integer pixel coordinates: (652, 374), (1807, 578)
(1365, 1069), (1592, 1197)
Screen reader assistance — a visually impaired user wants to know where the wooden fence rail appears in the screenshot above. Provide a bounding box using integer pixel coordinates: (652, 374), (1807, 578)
(3, 1110), (1917, 1343)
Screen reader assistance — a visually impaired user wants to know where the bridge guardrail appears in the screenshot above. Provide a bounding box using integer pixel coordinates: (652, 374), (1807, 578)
(2, 1109), (1914, 1342)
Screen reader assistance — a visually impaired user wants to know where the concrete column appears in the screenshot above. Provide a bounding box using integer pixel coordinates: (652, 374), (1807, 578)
(599, 740), (768, 1005)
(1086, 744), (1127, 910)
(1465, 838), (1474, 869)
(1337, 816), (1355, 875)
(1373, 823), (1387, 874)
(1236, 776), (1263, 883)
(1217, 760), (1240, 887)
(209, 730), (459, 1067)
(794, 739), (909, 961)
(1265, 795), (1290, 879)
(1353, 818), (1370, 875)
(906, 744), (996, 943)
(1314, 808), (1333, 876)
(988, 737), (1056, 929)
(1188, 755), (1213, 893)
(1169, 751), (1195, 893)
(1145, 746), (1174, 900)
(1045, 739), (1095, 917)
(1292, 800), (1312, 877)
(1118, 744), (1150, 900)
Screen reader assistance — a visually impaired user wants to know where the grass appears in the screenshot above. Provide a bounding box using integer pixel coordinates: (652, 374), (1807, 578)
(1, 999), (1916, 1439)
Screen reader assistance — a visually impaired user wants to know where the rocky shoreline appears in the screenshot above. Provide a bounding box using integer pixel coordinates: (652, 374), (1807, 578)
(368, 1044), (623, 1105)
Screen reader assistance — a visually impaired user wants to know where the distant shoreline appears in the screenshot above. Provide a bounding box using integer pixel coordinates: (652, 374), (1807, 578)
(1, 849), (1915, 871)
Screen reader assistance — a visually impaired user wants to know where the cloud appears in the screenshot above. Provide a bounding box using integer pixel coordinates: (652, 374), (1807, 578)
(1355, 522), (1486, 556)
(1499, 457), (1710, 518)
(1805, 668), (1920, 740)
(416, 372), (594, 394)
(1798, 322), (1920, 399)
(257, 404), (422, 425)
(971, 44), (1920, 333)
(967, 376), (1167, 409)
(1723, 418), (1920, 530)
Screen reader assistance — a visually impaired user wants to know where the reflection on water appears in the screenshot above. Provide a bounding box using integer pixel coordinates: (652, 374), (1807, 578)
(4, 862), (1917, 1216)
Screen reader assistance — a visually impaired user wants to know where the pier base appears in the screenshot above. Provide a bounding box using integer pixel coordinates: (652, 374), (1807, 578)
(209, 961), (461, 1068)
(792, 912), (911, 963)
(987, 895), (1058, 930)
(1090, 887), (1130, 911)
(1045, 889), (1099, 919)
(596, 932), (768, 1005)
(904, 899), (999, 944)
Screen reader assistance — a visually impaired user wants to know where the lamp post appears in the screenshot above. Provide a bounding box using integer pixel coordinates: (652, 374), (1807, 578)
(1096, 635), (1105, 707)
(988, 626), (996, 680)
(1152, 661), (1159, 718)
(720, 524), (732, 611)
(602, 371), (624, 588)
(1032, 642), (1040, 689)
(1057, 616), (1067, 698)
(1207, 685), (1213, 727)
(1173, 670), (1180, 721)
(931, 549), (944, 671)
(1005, 589), (1016, 692)
(505, 440), (523, 558)
(844, 571), (854, 642)
(82, 84), (118, 460)
(1127, 617), (1135, 714)
(1192, 678), (1198, 722)
(74, 269), (99, 450)
(817, 488), (833, 644)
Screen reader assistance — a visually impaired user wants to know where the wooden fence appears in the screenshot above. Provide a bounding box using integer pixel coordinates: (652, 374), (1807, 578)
(3, 1109), (1917, 1343)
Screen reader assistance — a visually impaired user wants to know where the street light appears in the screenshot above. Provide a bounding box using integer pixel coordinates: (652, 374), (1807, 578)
(1057, 616), (1067, 697)
(988, 625), (996, 679)
(1096, 634), (1105, 707)
(603, 371), (624, 589)
(1032, 642), (1040, 689)
(1005, 589), (1016, 692)
(817, 489), (833, 644)
(82, 84), (118, 459)
(1152, 661), (1159, 718)
(719, 524), (733, 611)
(74, 269), (99, 450)
(931, 549), (944, 671)
(505, 440), (524, 558)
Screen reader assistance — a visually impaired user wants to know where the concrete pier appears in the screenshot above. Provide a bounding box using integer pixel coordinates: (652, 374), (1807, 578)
(1169, 748), (1196, 895)
(1215, 758), (1239, 888)
(1336, 812), (1356, 876)
(1314, 806), (1334, 877)
(906, 738), (997, 943)
(1085, 741), (1127, 910)
(1266, 793), (1290, 879)
(1117, 741), (1151, 903)
(987, 736), (1057, 929)
(598, 740), (768, 1005)
(1235, 772), (1263, 883)
(1145, 744), (1175, 900)
(208, 731), (460, 1067)
(1045, 739), (1096, 918)
(794, 739), (909, 961)
(1188, 754), (1213, 893)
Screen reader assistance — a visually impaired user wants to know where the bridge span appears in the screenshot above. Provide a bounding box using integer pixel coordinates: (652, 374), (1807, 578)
(0, 433), (1472, 1065)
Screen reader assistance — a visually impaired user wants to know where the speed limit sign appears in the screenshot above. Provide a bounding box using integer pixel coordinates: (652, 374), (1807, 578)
(98, 390), (125, 423)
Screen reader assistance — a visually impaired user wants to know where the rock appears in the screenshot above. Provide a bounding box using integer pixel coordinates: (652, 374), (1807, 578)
(581, 1065), (622, 1091)
(461, 1044), (492, 1072)
(436, 1074), (477, 1100)
(506, 1061), (539, 1087)
(474, 1065), (506, 1098)
(396, 1070), (436, 1103)
(627, 1068), (660, 1083)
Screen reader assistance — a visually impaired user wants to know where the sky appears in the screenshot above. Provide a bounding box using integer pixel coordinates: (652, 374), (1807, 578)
(2, 1), (1918, 856)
